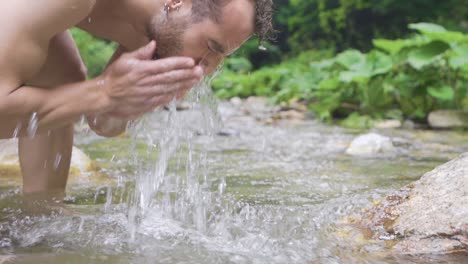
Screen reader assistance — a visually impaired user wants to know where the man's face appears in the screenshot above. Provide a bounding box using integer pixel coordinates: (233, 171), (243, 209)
(150, 0), (255, 75)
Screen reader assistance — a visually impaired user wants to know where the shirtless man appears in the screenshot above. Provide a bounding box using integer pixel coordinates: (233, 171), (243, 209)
(0, 0), (273, 196)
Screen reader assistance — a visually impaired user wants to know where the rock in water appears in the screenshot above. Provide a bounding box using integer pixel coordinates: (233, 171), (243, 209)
(346, 133), (395, 156)
(374, 120), (402, 129)
(428, 110), (468, 129)
(360, 153), (468, 254)
(0, 139), (97, 185)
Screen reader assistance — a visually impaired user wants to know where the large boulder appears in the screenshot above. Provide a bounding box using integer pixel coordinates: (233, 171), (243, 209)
(360, 153), (468, 254)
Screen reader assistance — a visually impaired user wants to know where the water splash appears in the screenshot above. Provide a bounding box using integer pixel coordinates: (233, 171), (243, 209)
(126, 71), (222, 238)
(12, 122), (22, 138)
(53, 154), (62, 170)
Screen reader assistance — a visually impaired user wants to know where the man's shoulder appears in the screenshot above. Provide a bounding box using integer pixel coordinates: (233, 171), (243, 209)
(1, 0), (96, 38)
(0, 0), (97, 91)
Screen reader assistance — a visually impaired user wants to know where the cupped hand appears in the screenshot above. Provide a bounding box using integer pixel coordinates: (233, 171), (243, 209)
(99, 41), (203, 119)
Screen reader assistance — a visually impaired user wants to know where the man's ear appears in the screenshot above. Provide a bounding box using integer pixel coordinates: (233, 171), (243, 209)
(164, 0), (184, 12)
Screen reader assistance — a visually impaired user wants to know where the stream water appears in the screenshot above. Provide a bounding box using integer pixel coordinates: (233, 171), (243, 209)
(1, 86), (468, 263)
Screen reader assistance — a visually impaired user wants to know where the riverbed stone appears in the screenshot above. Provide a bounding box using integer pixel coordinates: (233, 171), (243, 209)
(360, 153), (468, 255)
(272, 110), (305, 121)
(345, 133), (395, 156)
(374, 120), (402, 129)
(428, 110), (468, 129)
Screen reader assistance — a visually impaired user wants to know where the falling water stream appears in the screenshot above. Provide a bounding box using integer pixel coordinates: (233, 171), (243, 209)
(1, 79), (468, 263)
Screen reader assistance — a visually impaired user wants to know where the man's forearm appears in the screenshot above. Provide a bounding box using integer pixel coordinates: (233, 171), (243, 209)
(0, 78), (108, 138)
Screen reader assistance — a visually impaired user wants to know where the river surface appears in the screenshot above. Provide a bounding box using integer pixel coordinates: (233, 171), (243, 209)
(1, 97), (468, 263)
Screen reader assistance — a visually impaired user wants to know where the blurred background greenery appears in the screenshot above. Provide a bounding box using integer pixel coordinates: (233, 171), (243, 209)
(72, 0), (468, 126)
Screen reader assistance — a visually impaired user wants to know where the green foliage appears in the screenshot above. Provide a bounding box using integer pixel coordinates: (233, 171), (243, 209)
(276, 0), (468, 55)
(71, 28), (116, 78)
(407, 41), (450, 70)
(213, 23), (468, 124)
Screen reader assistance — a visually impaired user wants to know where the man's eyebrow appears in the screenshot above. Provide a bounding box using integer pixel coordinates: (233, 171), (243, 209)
(209, 39), (226, 54)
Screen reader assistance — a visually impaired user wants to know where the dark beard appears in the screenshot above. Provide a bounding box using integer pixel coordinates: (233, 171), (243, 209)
(146, 14), (189, 59)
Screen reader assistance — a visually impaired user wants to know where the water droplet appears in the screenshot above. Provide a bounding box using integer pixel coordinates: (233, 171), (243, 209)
(78, 217), (85, 233)
(27, 112), (39, 138)
(105, 186), (112, 212)
(80, 115), (86, 126)
(97, 80), (106, 86)
(88, 17), (92, 23)
(218, 177), (226, 195)
(126, 59), (138, 66)
(12, 122), (22, 138)
(54, 154), (62, 170)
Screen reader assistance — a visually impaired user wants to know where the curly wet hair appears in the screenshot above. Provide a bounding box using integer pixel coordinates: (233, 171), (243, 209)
(191, 0), (275, 43)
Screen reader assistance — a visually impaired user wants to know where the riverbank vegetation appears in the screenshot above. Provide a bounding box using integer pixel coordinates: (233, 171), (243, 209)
(213, 23), (468, 124)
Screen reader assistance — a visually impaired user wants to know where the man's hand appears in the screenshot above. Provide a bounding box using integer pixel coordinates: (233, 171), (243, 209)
(100, 41), (203, 120)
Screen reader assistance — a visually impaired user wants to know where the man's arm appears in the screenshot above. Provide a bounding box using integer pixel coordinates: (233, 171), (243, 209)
(0, 40), (200, 139)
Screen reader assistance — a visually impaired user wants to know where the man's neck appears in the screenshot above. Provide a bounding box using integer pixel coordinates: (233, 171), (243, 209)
(78, 0), (165, 50)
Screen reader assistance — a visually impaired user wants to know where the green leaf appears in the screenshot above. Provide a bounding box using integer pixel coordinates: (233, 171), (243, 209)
(449, 44), (468, 69)
(312, 58), (336, 69)
(225, 57), (253, 73)
(407, 41), (450, 69)
(339, 71), (369, 83)
(336, 50), (366, 70)
(409, 23), (447, 34)
(373, 38), (420, 55)
(453, 43), (468, 56)
(409, 23), (467, 44)
(424, 31), (468, 44)
(319, 78), (340, 90)
(427, 86), (454, 101)
(367, 51), (393, 75)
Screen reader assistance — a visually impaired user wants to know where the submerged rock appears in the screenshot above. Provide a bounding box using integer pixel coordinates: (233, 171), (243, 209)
(428, 110), (468, 129)
(360, 153), (468, 255)
(346, 133), (395, 156)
